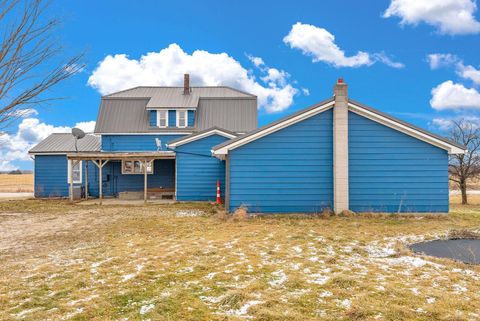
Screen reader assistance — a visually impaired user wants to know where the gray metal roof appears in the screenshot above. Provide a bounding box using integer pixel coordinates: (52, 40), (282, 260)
(29, 133), (101, 154)
(105, 86), (255, 108)
(94, 89), (258, 134)
(196, 98), (257, 132)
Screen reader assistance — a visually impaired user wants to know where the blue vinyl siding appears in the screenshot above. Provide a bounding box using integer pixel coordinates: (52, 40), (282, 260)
(86, 159), (175, 197)
(348, 111), (449, 213)
(34, 155), (69, 197)
(149, 110), (157, 127)
(101, 135), (184, 151)
(188, 110), (195, 127)
(175, 134), (227, 201)
(34, 155), (90, 198)
(168, 110), (176, 127)
(228, 110), (334, 213)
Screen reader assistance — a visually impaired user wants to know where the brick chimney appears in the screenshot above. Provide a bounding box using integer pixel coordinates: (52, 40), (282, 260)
(183, 73), (190, 94)
(333, 78), (349, 213)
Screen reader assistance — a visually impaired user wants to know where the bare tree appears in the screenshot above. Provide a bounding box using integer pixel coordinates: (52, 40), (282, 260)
(449, 119), (480, 205)
(0, 0), (84, 131)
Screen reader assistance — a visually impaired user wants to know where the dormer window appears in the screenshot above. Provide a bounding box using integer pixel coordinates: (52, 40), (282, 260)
(177, 110), (187, 128)
(157, 110), (168, 128)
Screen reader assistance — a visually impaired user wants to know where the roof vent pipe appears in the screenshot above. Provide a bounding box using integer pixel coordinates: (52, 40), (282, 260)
(183, 74), (190, 94)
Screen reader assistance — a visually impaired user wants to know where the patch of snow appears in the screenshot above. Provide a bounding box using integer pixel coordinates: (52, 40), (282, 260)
(205, 272), (217, 280)
(365, 244), (396, 258)
(337, 299), (351, 309)
(122, 273), (137, 282)
(319, 291), (332, 298)
(175, 210), (204, 217)
(177, 266), (194, 273)
(383, 256), (443, 268)
(411, 288), (419, 295)
(292, 246), (303, 254)
(307, 274), (330, 285)
(224, 300), (263, 317)
(426, 297), (436, 304)
(453, 284), (468, 292)
(139, 303), (155, 315)
(268, 270), (288, 287)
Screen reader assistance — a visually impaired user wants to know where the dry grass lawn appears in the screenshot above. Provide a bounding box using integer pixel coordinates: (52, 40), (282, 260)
(1, 198), (480, 320)
(0, 174), (33, 192)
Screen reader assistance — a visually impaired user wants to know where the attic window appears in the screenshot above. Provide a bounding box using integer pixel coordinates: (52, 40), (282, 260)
(177, 110), (187, 128)
(157, 110), (168, 128)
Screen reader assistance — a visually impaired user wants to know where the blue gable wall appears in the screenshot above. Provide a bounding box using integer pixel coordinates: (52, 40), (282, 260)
(168, 110), (176, 127)
(188, 110), (195, 127)
(34, 155), (69, 197)
(175, 134), (227, 201)
(149, 110), (157, 127)
(348, 111), (449, 213)
(228, 110), (334, 213)
(101, 135), (184, 151)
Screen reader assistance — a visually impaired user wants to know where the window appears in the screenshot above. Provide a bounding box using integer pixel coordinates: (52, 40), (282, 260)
(157, 110), (168, 128)
(177, 110), (187, 128)
(68, 160), (82, 184)
(122, 160), (154, 175)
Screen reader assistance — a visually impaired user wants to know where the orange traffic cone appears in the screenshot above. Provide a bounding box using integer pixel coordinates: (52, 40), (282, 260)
(216, 180), (221, 205)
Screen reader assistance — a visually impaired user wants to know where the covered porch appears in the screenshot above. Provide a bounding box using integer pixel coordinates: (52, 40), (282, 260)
(67, 151), (176, 204)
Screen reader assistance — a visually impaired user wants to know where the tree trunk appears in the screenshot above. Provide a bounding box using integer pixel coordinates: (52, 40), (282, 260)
(460, 179), (468, 205)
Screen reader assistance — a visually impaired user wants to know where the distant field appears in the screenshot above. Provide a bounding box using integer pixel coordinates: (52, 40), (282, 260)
(0, 174), (33, 192)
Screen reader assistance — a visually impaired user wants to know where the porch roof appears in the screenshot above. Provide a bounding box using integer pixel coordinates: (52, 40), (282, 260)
(66, 151), (175, 160)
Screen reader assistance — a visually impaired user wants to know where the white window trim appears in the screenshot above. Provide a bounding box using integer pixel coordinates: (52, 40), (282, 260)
(121, 160), (154, 175)
(157, 110), (169, 128)
(68, 160), (82, 184)
(176, 110), (188, 128)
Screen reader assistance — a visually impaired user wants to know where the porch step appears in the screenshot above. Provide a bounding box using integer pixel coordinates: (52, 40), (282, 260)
(118, 190), (175, 200)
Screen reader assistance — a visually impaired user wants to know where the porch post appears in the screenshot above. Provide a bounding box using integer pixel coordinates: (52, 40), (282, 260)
(92, 159), (109, 205)
(85, 161), (88, 200)
(69, 159), (74, 202)
(144, 159), (148, 204)
(99, 160), (103, 205)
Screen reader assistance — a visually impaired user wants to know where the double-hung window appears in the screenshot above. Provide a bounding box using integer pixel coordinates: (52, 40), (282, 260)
(68, 160), (82, 184)
(122, 160), (154, 175)
(157, 110), (168, 128)
(177, 110), (187, 128)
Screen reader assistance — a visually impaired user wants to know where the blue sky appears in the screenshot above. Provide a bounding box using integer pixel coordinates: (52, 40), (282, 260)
(2, 0), (480, 170)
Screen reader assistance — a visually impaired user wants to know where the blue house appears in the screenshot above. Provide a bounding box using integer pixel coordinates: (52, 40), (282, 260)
(29, 74), (257, 203)
(30, 77), (465, 213)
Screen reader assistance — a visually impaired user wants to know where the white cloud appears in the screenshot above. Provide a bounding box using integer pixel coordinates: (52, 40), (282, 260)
(0, 118), (95, 171)
(431, 115), (480, 131)
(74, 121), (96, 133)
(427, 53), (480, 85)
(283, 22), (404, 68)
(427, 53), (460, 69)
(430, 80), (480, 110)
(457, 64), (480, 84)
(383, 0), (480, 35)
(88, 44), (300, 113)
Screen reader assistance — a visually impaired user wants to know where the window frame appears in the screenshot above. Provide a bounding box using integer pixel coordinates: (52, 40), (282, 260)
(121, 160), (154, 175)
(157, 110), (168, 128)
(176, 110), (188, 128)
(67, 160), (82, 184)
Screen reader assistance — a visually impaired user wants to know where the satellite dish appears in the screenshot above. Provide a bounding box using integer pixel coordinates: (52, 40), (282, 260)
(72, 128), (85, 153)
(72, 128), (86, 139)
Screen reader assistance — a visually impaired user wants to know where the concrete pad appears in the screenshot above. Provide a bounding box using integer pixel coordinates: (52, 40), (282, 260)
(0, 192), (34, 199)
